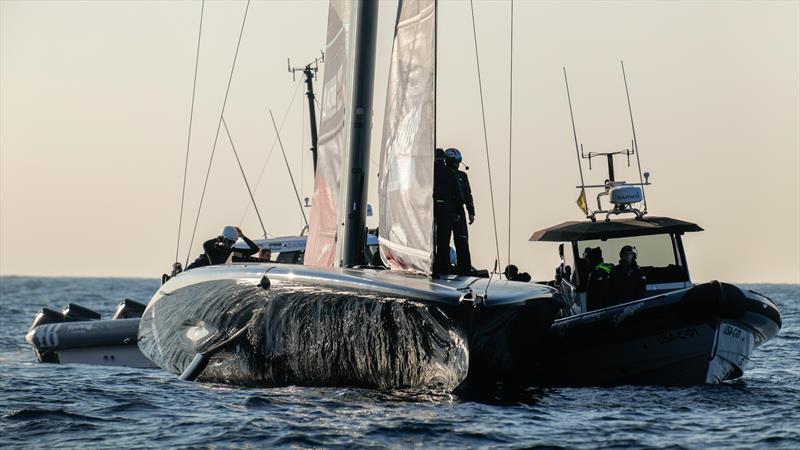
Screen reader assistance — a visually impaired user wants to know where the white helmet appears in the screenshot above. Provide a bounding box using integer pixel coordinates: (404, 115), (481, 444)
(221, 226), (239, 242)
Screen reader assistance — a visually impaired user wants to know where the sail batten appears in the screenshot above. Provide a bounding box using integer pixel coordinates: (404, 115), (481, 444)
(378, 0), (437, 274)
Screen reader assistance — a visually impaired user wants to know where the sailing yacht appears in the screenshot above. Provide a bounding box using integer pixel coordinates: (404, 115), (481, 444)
(136, 0), (560, 391)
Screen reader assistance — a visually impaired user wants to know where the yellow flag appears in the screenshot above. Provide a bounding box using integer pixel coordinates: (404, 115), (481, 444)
(576, 190), (588, 215)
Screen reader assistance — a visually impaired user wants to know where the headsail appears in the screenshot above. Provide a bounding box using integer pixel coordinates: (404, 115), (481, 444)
(378, 0), (437, 273)
(305, 0), (357, 268)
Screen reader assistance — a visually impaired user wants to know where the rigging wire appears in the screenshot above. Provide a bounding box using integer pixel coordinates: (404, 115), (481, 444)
(506, 0), (513, 270)
(222, 116), (269, 238)
(563, 68), (588, 214)
(269, 109), (308, 227)
(621, 60), (648, 213)
(185, 0), (251, 267)
(238, 78), (304, 227)
(469, 0), (501, 267)
(300, 88), (306, 227)
(175, 0), (205, 264)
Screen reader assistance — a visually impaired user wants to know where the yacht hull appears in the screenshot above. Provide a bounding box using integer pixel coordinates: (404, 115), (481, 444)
(138, 263), (559, 391)
(530, 281), (781, 386)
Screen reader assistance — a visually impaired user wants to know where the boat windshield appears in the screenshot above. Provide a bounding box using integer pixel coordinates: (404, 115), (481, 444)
(576, 233), (688, 286)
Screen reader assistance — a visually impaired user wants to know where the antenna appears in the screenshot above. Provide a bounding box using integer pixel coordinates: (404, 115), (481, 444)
(621, 60), (648, 213)
(563, 66), (649, 222)
(563, 67), (588, 217)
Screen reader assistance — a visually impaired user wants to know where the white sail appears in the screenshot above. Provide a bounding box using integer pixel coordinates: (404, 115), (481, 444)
(378, 0), (437, 274)
(305, 0), (356, 268)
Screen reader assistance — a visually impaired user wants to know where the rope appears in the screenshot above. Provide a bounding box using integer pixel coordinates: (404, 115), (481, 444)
(175, 0), (204, 264)
(269, 109), (308, 227)
(185, 0), (251, 267)
(506, 0), (513, 269)
(222, 116), (269, 238)
(238, 78), (303, 227)
(469, 0), (501, 267)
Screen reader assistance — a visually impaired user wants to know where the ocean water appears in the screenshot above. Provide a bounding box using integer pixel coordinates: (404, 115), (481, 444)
(0, 276), (797, 449)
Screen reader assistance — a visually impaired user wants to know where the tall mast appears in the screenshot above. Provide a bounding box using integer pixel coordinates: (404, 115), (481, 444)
(341, 0), (378, 267)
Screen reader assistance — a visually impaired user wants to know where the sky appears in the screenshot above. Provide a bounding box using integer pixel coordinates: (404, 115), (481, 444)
(1, 0), (798, 283)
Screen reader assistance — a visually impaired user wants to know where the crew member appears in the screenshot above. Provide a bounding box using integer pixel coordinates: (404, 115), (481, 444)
(234, 247), (272, 263)
(446, 148), (475, 275)
(585, 247), (613, 311)
(186, 226), (259, 270)
(504, 264), (532, 282)
(610, 245), (648, 304)
(432, 148), (463, 276)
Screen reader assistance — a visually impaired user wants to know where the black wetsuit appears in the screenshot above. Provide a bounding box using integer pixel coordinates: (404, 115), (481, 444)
(186, 235), (259, 270)
(433, 159), (463, 275)
(610, 261), (648, 304)
(452, 170), (474, 275)
(509, 272), (532, 282)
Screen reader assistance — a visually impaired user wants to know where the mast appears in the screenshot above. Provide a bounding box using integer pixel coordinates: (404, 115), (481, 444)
(341, 0), (378, 267)
(289, 57), (322, 175)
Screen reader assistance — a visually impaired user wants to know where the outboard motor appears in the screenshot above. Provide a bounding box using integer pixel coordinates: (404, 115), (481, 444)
(112, 299), (146, 320)
(62, 303), (101, 322)
(29, 307), (63, 331)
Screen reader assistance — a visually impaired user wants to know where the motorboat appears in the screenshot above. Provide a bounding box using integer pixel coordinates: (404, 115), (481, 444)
(530, 217), (781, 386)
(525, 66), (781, 386)
(26, 299), (156, 368)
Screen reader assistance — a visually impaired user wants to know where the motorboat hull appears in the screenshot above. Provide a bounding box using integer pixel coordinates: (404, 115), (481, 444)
(26, 318), (156, 368)
(530, 281), (781, 386)
(138, 263), (560, 391)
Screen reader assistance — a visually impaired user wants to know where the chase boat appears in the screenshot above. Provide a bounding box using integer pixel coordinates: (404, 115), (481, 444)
(526, 67), (781, 386)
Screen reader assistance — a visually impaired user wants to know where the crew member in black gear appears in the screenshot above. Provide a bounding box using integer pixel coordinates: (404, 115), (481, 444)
(503, 264), (532, 282)
(447, 148), (475, 275)
(234, 247), (271, 263)
(585, 247), (613, 311)
(186, 226), (259, 270)
(432, 148), (463, 276)
(610, 245), (648, 304)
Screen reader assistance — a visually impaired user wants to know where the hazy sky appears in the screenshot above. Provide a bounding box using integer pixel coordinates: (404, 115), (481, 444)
(1, 0), (798, 283)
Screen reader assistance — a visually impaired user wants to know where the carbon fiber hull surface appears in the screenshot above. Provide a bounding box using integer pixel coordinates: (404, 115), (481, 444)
(531, 281), (781, 386)
(138, 263), (559, 390)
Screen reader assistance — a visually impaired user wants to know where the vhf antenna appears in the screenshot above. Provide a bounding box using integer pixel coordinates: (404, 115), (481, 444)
(621, 60), (648, 214)
(288, 51), (324, 174)
(563, 67), (588, 217)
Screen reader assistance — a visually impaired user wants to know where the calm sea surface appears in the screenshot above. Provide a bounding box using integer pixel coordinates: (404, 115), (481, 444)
(1, 276), (798, 449)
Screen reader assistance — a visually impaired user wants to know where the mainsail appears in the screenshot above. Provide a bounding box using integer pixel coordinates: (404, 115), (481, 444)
(305, 0), (357, 267)
(378, 0), (437, 273)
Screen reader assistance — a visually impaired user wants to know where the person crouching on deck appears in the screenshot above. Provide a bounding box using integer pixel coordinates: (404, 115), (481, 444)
(185, 226), (259, 270)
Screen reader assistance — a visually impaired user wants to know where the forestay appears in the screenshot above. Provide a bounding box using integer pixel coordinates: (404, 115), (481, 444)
(378, 0), (437, 274)
(305, 0), (357, 268)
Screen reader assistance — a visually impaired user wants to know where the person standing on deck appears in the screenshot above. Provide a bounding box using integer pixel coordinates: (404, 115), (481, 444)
(446, 148), (475, 276)
(433, 148), (463, 276)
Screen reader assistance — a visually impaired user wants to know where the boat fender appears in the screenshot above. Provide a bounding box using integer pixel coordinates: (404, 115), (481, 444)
(259, 275), (271, 290)
(62, 303), (101, 322)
